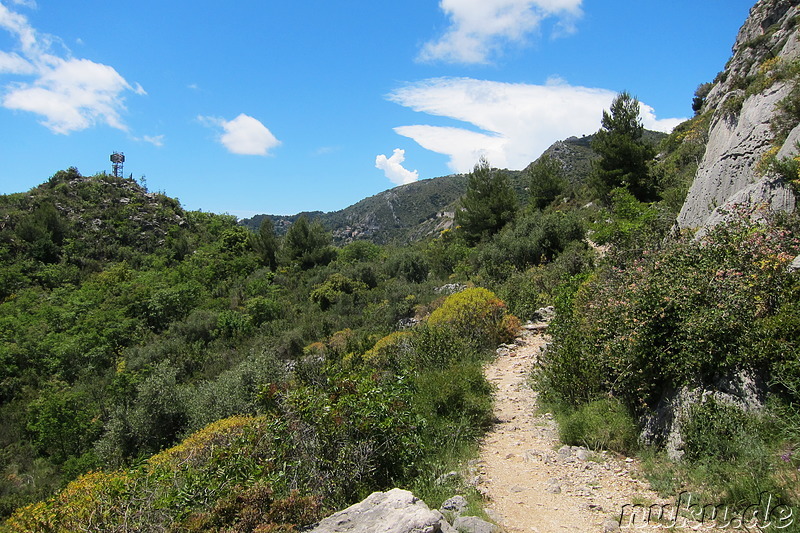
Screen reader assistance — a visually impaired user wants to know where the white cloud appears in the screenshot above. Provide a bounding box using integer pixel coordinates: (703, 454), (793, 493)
(0, 2), (143, 134)
(419, 0), (583, 64)
(640, 103), (685, 133)
(389, 77), (685, 173)
(200, 113), (281, 156)
(375, 148), (419, 185)
(5, 58), (136, 133)
(0, 50), (33, 74)
(142, 134), (164, 147)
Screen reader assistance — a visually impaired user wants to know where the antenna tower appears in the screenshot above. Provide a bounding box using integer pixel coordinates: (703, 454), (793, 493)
(110, 152), (125, 178)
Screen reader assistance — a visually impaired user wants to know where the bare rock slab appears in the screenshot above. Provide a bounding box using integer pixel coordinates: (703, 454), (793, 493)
(307, 488), (455, 533)
(452, 515), (499, 533)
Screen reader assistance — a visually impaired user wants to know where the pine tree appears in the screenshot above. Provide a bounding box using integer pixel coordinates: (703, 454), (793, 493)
(455, 158), (517, 245)
(527, 155), (566, 210)
(283, 214), (335, 269)
(590, 92), (656, 202)
(249, 217), (279, 271)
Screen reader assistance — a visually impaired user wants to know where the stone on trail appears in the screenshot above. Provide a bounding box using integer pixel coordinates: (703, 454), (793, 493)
(307, 488), (455, 533)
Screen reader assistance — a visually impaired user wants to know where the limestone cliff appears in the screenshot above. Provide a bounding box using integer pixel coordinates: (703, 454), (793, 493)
(677, 0), (799, 230)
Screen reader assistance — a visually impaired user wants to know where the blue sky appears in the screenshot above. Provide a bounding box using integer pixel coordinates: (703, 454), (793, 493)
(0, 0), (755, 217)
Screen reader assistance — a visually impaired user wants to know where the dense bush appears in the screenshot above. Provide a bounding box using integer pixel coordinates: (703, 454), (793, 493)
(539, 210), (800, 410)
(558, 397), (638, 455)
(427, 287), (520, 347)
(474, 208), (586, 284)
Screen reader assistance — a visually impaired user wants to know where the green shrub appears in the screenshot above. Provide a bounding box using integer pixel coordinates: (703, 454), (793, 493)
(385, 250), (430, 283)
(497, 269), (542, 321)
(427, 287), (519, 347)
(245, 296), (282, 325)
(409, 324), (479, 369)
(309, 273), (366, 311)
(217, 310), (252, 339)
(413, 363), (494, 441)
(681, 399), (755, 463)
(476, 209), (586, 283)
(558, 397), (638, 455)
(362, 331), (414, 370)
(541, 211), (800, 410)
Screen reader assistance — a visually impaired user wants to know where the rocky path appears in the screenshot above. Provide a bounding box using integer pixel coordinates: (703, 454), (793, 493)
(472, 324), (667, 533)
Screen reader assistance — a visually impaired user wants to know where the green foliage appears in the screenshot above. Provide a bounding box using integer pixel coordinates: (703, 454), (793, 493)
(427, 287), (519, 347)
(309, 273), (367, 311)
(590, 92), (657, 202)
(337, 240), (382, 264)
(682, 399), (757, 463)
(282, 215), (336, 269)
(244, 296), (282, 326)
(455, 158), (518, 245)
(425, 232), (469, 279)
(0, 168), (514, 526)
(557, 397), (639, 455)
(527, 155), (567, 210)
(412, 363), (493, 444)
(25, 382), (102, 464)
(651, 112), (712, 213)
(249, 217), (279, 271)
(384, 249), (429, 283)
(216, 310), (253, 340)
(589, 187), (670, 248)
(475, 208), (586, 283)
(496, 269), (542, 321)
(692, 82), (714, 114)
(540, 210), (800, 411)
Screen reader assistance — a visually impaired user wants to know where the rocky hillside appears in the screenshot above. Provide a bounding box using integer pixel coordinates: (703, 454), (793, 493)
(677, 0), (799, 230)
(0, 168), (190, 297)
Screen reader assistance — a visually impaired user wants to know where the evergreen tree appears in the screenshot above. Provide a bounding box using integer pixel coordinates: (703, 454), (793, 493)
(455, 158), (517, 245)
(249, 217), (279, 271)
(590, 92), (656, 202)
(527, 155), (567, 210)
(283, 214), (335, 269)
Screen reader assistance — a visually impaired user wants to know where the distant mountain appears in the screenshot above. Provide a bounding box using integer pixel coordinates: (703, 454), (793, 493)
(241, 133), (666, 245)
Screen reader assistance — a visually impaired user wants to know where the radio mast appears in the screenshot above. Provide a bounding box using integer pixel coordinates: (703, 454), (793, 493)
(110, 152), (125, 178)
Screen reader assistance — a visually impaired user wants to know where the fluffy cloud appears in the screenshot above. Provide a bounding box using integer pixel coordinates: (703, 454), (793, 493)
(375, 148), (419, 185)
(4, 58), (136, 133)
(419, 0), (583, 64)
(0, 2), (143, 134)
(389, 77), (685, 173)
(200, 113), (280, 156)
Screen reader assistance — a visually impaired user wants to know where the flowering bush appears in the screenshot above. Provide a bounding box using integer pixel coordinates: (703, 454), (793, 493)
(427, 287), (520, 347)
(539, 209), (800, 409)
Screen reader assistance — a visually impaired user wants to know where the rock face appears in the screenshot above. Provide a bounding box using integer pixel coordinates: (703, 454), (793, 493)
(677, 0), (799, 231)
(640, 371), (767, 461)
(307, 488), (455, 533)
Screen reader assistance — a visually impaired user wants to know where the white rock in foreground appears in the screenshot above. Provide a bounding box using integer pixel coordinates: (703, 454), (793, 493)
(307, 488), (455, 533)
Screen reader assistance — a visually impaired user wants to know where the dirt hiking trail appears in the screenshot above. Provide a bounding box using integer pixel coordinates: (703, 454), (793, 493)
(472, 324), (667, 533)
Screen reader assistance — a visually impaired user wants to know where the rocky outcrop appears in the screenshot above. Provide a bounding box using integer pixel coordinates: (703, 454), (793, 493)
(307, 489), (456, 533)
(639, 371), (767, 461)
(677, 0), (800, 231)
(306, 489), (502, 533)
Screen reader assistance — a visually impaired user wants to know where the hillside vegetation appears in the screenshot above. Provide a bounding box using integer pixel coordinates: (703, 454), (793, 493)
(2, 28), (800, 529)
(239, 133), (673, 245)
